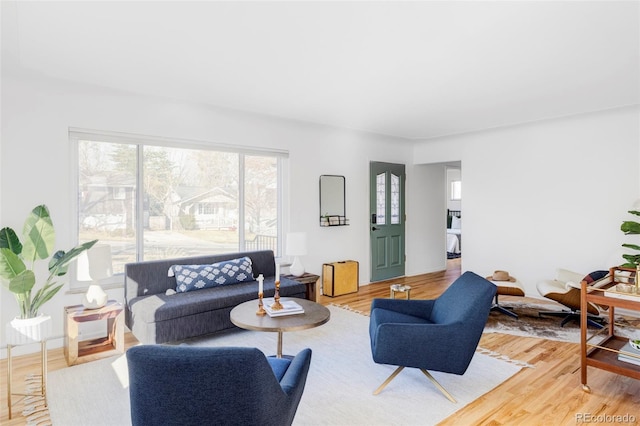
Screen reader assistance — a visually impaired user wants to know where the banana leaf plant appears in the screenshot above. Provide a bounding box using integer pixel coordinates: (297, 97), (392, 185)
(620, 210), (640, 268)
(0, 205), (97, 319)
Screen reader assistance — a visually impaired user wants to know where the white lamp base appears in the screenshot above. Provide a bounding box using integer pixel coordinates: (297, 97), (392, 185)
(290, 256), (305, 277)
(82, 284), (108, 309)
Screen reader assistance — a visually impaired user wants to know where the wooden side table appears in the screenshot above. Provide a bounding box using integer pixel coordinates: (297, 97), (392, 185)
(64, 300), (124, 366)
(390, 284), (412, 299)
(282, 273), (320, 301)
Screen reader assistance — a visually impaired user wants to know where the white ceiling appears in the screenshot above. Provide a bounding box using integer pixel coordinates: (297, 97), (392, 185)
(2, 1), (639, 140)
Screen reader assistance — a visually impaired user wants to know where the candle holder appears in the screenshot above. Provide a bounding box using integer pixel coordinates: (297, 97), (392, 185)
(256, 292), (266, 316)
(271, 280), (283, 310)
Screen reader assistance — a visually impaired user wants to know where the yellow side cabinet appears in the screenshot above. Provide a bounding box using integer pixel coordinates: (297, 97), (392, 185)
(322, 260), (359, 297)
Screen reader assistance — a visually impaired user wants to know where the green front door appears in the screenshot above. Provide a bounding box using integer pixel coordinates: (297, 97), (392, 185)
(369, 162), (406, 282)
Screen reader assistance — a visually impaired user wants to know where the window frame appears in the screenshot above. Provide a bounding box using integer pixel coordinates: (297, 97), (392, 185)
(69, 128), (288, 291)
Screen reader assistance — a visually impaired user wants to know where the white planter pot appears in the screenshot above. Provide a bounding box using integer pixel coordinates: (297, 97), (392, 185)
(5, 314), (52, 345)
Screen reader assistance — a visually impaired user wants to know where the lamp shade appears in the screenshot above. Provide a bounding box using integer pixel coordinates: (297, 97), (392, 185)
(286, 232), (307, 256)
(77, 244), (113, 281)
(78, 244), (112, 309)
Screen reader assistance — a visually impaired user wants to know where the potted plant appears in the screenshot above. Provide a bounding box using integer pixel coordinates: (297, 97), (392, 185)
(620, 209), (640, 292)
(0, 204), (97, 344)
(620, 209), (640, 268)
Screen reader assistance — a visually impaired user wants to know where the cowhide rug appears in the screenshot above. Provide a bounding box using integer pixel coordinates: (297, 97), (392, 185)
(484, 300), (640, 342)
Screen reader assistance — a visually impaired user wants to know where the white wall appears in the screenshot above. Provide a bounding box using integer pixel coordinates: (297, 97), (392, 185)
(405, 163), (448, 276)
(0, 71), (417, 353)
(414, 106), (640, 297)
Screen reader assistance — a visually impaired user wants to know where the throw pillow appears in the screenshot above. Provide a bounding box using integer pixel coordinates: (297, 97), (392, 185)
(172, 257), (254, 293)
(582, 270), (608, 284)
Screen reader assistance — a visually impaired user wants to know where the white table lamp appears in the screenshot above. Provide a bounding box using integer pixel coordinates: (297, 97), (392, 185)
(77, 244), (112, 309)
(286, 232), (307, 277)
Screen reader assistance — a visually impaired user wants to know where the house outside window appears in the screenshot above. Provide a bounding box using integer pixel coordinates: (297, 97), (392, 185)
(72, 130), (284, 289)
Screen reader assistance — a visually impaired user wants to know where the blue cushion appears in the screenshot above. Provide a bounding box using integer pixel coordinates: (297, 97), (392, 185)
(172, 257), (253, 293)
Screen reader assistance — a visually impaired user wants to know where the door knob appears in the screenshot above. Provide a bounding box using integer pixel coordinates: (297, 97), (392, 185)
(371, 226), (379, 231)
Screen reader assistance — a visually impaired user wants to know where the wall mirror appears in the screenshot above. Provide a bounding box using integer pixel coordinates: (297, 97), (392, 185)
(319, 175), (348, 226)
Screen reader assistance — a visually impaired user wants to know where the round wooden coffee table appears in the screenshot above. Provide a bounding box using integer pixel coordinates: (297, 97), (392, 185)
(230, 297), (330, 358)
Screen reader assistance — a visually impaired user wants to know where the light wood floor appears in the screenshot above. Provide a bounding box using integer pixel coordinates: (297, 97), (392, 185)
(2, 259), (640, 425)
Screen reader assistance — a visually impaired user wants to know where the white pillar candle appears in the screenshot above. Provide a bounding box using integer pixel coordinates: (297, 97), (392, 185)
(258, 274), (264, 294)
(275, 263), (280, 282)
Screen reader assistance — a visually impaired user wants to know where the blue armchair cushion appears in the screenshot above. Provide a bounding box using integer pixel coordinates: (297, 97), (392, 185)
(172, 257), (253, 293)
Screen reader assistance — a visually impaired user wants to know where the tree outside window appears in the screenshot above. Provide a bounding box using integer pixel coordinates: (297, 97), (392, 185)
(76, 135), (281, 280)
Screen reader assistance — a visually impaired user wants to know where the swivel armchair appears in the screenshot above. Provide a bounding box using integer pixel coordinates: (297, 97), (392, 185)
(369, 271), (496, 402)
(127, 345), (312, 426)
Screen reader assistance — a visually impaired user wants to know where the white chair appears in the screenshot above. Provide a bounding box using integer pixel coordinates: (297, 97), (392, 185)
(536, 268), (609, 328)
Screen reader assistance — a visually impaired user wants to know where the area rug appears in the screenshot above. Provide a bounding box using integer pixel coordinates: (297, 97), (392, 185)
(484, 300), (640, 343)
(47, 305), (523, 426)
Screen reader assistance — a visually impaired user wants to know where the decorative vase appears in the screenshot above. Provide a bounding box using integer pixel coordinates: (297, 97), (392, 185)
(5, 314), (52, 345)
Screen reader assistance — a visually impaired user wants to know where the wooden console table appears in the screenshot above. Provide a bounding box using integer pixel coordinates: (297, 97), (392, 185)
(64, 300), (124, 366)
(580, 267), (640, 392)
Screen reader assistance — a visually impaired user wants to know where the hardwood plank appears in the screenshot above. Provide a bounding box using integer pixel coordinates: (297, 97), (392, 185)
(2, 258), (639, 425)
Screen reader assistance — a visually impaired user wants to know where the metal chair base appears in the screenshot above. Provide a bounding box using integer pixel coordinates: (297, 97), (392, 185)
(538, 310), (604, 329)
(373, 366), (456, 403)
(491, 295), (519, 319)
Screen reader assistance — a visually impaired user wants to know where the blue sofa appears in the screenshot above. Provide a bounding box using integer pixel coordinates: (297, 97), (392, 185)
(124, 250), (306, 344)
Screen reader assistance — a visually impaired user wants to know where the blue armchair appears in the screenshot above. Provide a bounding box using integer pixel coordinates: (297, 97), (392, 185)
(127, 345), (312, 426)
(369, 271), (496, 402)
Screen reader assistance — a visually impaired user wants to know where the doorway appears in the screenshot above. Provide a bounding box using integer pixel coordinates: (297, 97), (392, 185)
(369, 162), (406, 282)
(446, 166), (462, 260)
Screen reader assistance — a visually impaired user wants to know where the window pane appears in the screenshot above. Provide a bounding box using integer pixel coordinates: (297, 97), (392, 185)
(451, 180), (462, 200)
(391, 173), (400, 224)
(78, 140), (136, 275)
(76, 132), (283, 285)
(143, 146), (239, 260)
(245, 156), (278, 254)
(376, 172), (386, 225)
